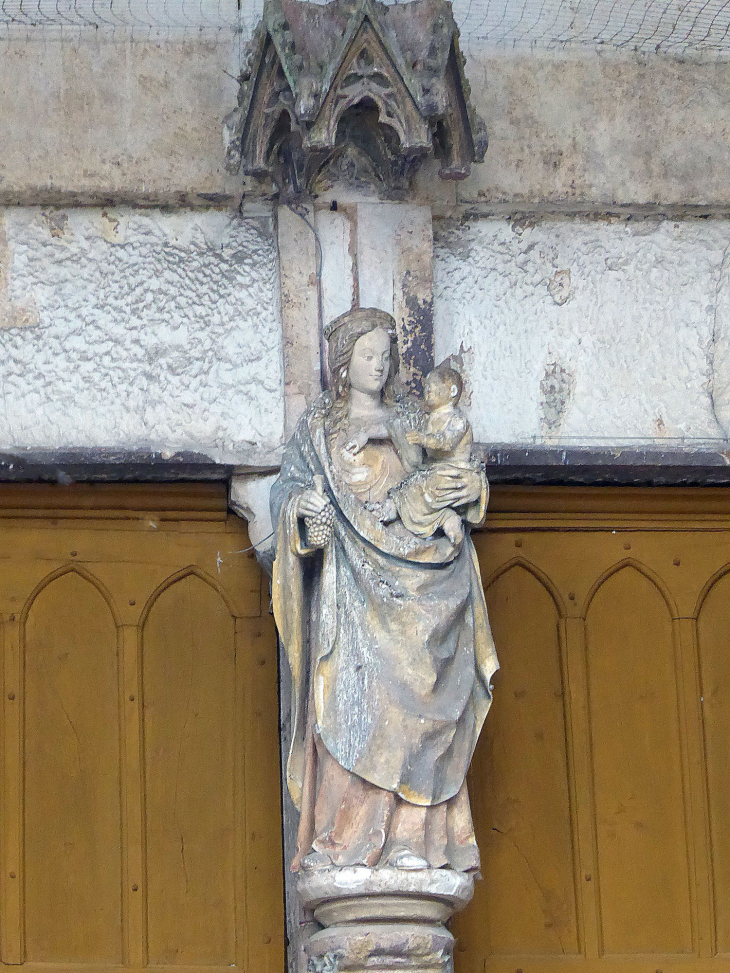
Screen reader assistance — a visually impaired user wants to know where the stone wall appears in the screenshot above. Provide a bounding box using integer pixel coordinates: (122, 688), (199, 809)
(0, 37), (243, 207)
(2, 1), (730, 464)
(459, 52), (730, 209)
(0, 206), (283, 466)
(433, 215), (730, 447)
(2, 23), (730, 210)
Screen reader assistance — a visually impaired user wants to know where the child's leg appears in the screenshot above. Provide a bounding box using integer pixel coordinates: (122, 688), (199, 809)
(442, 509), (464, 545)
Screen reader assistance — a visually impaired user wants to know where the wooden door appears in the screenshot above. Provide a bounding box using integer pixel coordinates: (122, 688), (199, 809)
(0, 484), (283, 973)
(455, 486), (730, 973)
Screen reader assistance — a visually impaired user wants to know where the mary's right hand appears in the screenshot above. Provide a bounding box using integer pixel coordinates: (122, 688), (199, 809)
(296, 489), (331, 519)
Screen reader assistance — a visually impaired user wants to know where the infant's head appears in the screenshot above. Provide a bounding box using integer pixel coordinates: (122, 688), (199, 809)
(424, 363), (463, 411)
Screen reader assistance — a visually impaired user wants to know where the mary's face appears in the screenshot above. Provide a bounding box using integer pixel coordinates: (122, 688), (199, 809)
(349, 327), (391, 395)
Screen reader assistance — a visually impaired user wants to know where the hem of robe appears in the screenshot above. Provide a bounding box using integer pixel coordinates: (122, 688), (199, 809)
(293, 730), (481, 874)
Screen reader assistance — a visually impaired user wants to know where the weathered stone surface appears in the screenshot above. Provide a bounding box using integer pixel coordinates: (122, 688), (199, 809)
(229, 472), (277, 568)
(457, 51), (730, 209)
(307, 923), (455, 973)
(300, 869), (472, 973)
(434, 216), (730, 446)
(313, 200), (434, 392)
(0, 206), (284, 464)
(0, 37), (244, 206)
(298, 866), (473, 911)
(278, 204), (324, 436)
(3, 32), (730, 208)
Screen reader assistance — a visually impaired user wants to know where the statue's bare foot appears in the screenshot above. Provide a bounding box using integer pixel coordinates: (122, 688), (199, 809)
(443, 511), (463, 545)
(384, 847), (430, 870)
(300, 850), (334, 871)
(379, 497), (398, 523)
(365, 497), (398, 523)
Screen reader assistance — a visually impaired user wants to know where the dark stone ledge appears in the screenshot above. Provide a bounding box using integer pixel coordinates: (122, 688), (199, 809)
(480, 445), (730, 487)
(1, 445), (730, 488)
(0, 449), (276, 484)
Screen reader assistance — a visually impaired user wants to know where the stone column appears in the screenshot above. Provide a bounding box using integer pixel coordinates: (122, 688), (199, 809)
(299, 868), (473, 973)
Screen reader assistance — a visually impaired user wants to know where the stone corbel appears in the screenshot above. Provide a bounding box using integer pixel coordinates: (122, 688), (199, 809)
(229, 474), (277, 572)
(224, 0), (487, 198)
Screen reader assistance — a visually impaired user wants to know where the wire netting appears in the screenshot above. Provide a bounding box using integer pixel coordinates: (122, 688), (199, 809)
(457, 0), (730, 56)
(2, 0), (730, 56)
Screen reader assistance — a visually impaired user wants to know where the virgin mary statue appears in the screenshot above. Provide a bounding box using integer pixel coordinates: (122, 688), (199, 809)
(270, 307), (498, 873)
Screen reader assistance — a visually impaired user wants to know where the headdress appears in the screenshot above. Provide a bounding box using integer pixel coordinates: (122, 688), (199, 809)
(324, 307), (396, 342)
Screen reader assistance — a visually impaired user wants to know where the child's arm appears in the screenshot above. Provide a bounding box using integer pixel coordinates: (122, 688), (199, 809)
(407, 415), (468, 452)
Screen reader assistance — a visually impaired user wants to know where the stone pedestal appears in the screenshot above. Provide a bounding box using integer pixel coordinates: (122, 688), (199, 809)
(298, 868), (473, 973)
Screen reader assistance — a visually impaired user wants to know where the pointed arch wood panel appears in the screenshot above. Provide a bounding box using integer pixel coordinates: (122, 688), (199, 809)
(697, 569), (730, 954)
(0, 483), (283, 973)
(453, 562), (579, 964)
(23, 569), (123, 964)
(142, 574), (237, 966)
(465, 486), (730, 973)
(585, 565), (692, 955)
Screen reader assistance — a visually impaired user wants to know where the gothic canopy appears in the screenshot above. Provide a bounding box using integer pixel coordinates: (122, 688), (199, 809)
(224, 0), (488, 195)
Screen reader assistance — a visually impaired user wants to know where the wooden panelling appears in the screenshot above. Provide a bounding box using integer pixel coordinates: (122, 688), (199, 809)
(24, 571), (123, 964)
(143, 575), (236, 966)
(454, 564), (578, 963)
(461, 486), (730, 973)
(697, 571), (730, 955)
(0, 484), (283, 973)
(586, 567), (691, 955)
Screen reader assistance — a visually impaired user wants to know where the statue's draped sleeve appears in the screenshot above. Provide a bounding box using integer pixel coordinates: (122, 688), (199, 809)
(270, 417), (319, 810)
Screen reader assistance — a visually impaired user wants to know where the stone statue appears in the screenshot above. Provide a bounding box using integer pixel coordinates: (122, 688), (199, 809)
(270, 307), (498, 875)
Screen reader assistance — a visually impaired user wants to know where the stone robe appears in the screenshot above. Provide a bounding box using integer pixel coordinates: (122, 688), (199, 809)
(270, 399), (499, 870)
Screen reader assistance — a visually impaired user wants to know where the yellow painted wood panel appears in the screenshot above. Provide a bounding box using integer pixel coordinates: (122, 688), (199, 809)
(143, 574), (237, 965)
(23, 570), (123, 963)
(463, 487), (730, 973)
(585, 566), (692, 955)
(697, 571), (730, 955)
(0, 484), (283, 973)
(239, 612), (287, 972)
(454, 564), (578, 964)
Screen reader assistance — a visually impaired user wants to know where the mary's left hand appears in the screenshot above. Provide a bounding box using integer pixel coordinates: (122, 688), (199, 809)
(428, 468), (483, 507)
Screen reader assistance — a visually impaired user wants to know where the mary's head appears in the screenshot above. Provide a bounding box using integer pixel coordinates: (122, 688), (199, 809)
(325, 307), (399, 404)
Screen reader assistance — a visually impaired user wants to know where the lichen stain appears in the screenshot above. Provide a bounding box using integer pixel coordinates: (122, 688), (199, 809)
(41, 210), (69, 239)
(98, 209), (127, 245)
(547, 268), (571, 305)
(539, 357), (576, 439)
(0, 219), (40, 330)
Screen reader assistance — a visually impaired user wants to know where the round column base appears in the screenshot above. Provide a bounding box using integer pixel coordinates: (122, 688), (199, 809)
(298, 867), (474, 973)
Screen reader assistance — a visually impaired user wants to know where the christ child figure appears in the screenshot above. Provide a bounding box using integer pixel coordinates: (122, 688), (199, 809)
(388, 362), (477, 546)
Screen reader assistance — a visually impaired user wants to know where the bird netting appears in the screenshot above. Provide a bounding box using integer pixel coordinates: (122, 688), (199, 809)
(2, 0), (730, 56)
